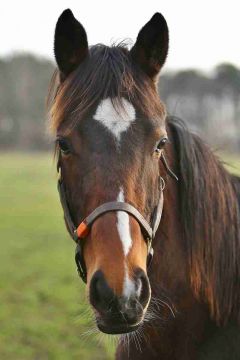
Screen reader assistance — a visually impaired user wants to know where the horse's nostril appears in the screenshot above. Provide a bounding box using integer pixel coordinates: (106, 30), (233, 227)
(134, 268), (150, 308)
(90, 270), (115, 312)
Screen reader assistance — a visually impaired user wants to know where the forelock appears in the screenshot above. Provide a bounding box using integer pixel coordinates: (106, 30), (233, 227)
(48, 43), (166, 133)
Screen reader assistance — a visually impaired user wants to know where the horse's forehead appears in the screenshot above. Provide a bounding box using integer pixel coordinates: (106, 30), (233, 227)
(93, 97), (136, 143)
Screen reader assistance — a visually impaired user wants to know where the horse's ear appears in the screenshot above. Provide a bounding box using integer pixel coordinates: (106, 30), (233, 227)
(130, 13), (169, 81)
(54, 9), (88, 80)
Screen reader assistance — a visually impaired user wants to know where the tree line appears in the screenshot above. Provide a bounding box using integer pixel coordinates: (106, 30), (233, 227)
(0, 54), (239, 152)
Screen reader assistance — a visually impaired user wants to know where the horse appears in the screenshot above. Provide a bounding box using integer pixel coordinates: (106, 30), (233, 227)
(48, 9), (240, 359)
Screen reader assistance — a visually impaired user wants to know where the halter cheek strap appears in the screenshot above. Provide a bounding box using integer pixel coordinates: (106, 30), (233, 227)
(57, 153), (177, 283)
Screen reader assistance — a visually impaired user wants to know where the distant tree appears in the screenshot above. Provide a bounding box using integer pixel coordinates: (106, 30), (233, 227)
(0, 53), (55, 150)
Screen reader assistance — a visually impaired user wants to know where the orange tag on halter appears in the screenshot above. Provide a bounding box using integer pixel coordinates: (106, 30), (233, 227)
(77, 222), (90, 238)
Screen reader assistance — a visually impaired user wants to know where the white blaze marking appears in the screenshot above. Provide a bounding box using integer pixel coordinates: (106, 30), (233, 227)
(123, 265), (136, 299)
(116, 188), (135, 297)
(116, 188), (133, 256)
(93, 98), (135, 142)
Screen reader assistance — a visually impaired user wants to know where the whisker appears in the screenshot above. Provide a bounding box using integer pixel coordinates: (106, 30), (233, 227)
(150, 296), (177, 318)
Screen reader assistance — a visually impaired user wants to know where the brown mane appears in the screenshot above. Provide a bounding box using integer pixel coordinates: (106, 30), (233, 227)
(168, 117), (240, 325)
(48, 43), (166, 133)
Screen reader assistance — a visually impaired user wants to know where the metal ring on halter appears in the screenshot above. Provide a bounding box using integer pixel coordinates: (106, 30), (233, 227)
(160, 177), (166, 191)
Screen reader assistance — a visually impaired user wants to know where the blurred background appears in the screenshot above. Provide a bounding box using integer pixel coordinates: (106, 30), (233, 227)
(0, 0), (239, 359)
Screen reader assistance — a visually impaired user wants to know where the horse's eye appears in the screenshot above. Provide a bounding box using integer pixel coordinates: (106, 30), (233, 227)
(155, 137), (168, 154)
(58, 138), (71, 155)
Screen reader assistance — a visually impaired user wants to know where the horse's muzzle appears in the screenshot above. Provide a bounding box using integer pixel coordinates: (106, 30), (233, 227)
(89, 269), (150, 334)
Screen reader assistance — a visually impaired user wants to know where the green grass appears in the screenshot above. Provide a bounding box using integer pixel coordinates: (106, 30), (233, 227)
(1, 152), (239, 360)
(0, 153), (115, 360)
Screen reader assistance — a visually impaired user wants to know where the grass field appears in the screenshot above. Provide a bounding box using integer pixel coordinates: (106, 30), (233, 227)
(0, 152), (240, 360)
(0, 153), (115, 360)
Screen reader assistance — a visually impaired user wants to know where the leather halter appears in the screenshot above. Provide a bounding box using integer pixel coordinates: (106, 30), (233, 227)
(57, 153), (176, 283)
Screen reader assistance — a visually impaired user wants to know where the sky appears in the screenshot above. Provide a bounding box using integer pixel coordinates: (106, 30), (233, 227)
(1, 0), (239, 71)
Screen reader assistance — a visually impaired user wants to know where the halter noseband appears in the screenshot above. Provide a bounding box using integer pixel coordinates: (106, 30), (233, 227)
(57, 153), (177, 283)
